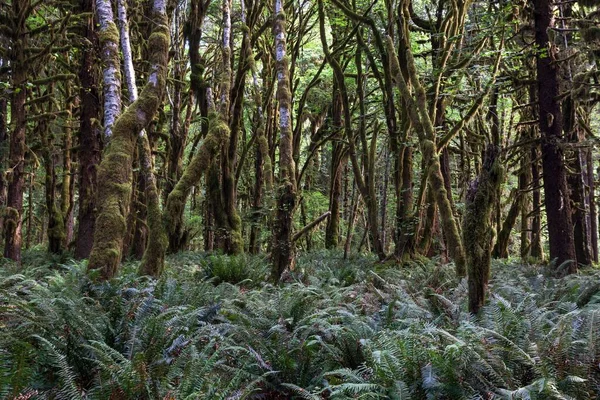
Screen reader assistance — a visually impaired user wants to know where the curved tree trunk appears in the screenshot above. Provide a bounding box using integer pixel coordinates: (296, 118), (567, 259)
(87, 0), (169, 280)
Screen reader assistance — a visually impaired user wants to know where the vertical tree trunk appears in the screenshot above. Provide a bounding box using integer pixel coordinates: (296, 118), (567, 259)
(587, 150), (598, 262)
(0, 88), (8, 241)
(533, 0), (577, 274)
(271, 0), (297, 279)
(519, 137), (532, 259)
(98, 0), (121, 141)
(219, 0), (244, 254)
(75, 0), (102, 259)
(464, 145), (503, 314)
(62, 85), (75, 247)
(564, 98), (592, 266)
(4, 0), (29, 262)
(530, 144), (544, 260)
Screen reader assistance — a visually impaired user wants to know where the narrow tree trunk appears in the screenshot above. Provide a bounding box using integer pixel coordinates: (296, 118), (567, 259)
(62, 86), (75, 247)
(97, 0), (121, 141)
(493, 190), (523, 259)
(0, 87), (8, 242)
(533, 0), (577, 274)
(587, 149), (598, 262)
(564, 98), (592, 266)
(271, 0), (297, 279)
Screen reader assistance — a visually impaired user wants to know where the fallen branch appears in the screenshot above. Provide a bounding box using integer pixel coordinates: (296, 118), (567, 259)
(293, 211), (331, 242)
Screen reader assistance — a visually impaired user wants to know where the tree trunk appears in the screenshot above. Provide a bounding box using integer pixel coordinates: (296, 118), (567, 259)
(464, 145), (503, 314)
(87, 0), (169, 279)
(75, 0), (102, 259)
(4, 0), (29, 262)
(533, 0), (577, 274)
(563, 98), (592, 266)
(0, 87), (8, 242)
(271, 0), (297, 279)
(98, 0), (121, 141)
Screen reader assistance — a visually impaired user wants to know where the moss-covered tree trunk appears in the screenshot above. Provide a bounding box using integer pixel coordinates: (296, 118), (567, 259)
(271, 0), (297, 279)
(386, 34), (466, 275)
(3, 0), (29, 262)
(0, 96), (7, 242)
(113, 0), (167, 276)
(218, 0), (244, 254)
(325, 86), (345, 249)
(87, 0), (169, 280)
(37, 101), (66, 254)
(75, 0), (102, 259)
(464, 145), (503, 315)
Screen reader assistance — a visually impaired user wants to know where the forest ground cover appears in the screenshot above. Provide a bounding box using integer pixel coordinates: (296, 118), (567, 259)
(1, 251), (600, 399)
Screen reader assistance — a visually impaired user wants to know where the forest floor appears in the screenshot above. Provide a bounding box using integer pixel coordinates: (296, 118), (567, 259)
(1, 250), (600, 399)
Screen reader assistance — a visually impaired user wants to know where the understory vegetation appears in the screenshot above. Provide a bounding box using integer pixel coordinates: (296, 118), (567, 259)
(1, 251), (599, 399)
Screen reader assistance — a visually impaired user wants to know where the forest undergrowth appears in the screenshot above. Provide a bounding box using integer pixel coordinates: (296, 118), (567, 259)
(1, 251), (600, 399)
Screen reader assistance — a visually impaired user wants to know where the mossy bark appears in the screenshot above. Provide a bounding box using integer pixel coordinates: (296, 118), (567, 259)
(38, 112), (66, 254)
(271, 0), (298, 280)
(4, 0), (28, 262)
(87, 0), (169, 280)
(325, 85), (345, 249)
(464, 145), (503, 315)
(0, 97), (7, 242)
(386, 34), (466, 275)
(138, 132), (167, 276)
(164, 109), (228, 253)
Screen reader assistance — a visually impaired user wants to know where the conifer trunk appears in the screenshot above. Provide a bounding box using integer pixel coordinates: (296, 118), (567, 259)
(4, 0), (29, 262)
(533, 0), (577, 274)
(75, 0), (102, 259)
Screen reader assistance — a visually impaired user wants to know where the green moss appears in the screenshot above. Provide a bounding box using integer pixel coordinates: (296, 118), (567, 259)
(98, 21), (119, 45)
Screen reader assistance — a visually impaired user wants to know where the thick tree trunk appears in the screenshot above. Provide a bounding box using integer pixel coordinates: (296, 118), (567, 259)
(464, 145), (503, 314)
(4, 0), (28, 262)
(87, 0), (169, 279)
(534, 0), (577, 274)
(75, 0), (102, 259)
(271, 0), (297, 279)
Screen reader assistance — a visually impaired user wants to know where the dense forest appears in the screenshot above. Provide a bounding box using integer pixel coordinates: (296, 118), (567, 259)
(2, 0), (600, 398)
